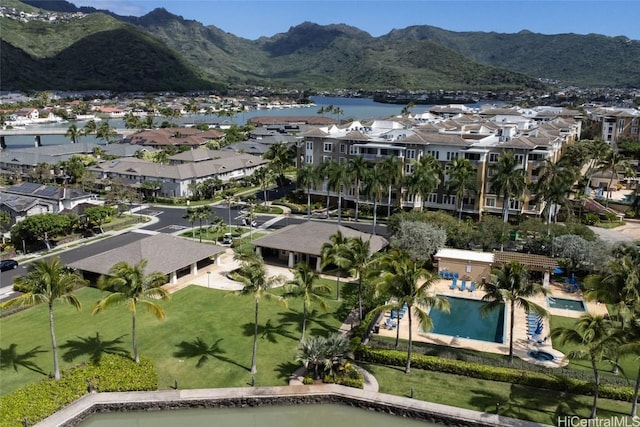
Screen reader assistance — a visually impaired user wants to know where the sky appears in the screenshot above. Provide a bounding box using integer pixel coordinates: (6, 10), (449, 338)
(68, 1), (640, 41)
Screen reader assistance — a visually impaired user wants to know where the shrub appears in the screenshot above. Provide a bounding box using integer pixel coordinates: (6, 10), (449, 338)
(581, 213), (599, 226)
(356, 347), (634, 402)
(0, 354), (157, 426)
(302, 376), (314, 385)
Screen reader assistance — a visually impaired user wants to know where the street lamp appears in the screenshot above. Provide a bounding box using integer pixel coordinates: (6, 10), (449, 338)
(207, 271), (211, 289)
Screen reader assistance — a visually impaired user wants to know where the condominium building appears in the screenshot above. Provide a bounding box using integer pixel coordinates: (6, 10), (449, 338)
(301, 105), (582, 218)
(586, 107), (640, 144)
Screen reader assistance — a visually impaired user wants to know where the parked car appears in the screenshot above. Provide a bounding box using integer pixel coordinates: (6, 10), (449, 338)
(0, 259), (18, 272)
(222, 233), (233, 245)
(241, 218), (258, 227)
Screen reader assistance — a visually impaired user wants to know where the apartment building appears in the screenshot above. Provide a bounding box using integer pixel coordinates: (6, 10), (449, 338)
(301, 106), (582, 218)
(586, 107), (640, 144)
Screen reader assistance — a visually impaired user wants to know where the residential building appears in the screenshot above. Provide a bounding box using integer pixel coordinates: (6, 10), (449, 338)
(586, 107), (640, 144)
(301, 106), (582, 219)
(88, 150), (267, 198)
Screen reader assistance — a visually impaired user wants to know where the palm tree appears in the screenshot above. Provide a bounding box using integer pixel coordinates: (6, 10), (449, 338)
(348, 156), (369, 222)
(446, 158), (477, 220)
(326, 159), (350, 224)
(598, 151), (630, 205)
(296, 335), (329, 380)
(321, 231), (350, 301)
(92, 259), (170, 363)
(223, 193), (236, 234)
(481, 261), (548, 362)
(490, 151), (527, 226)
(284, 262), (331, 340)
(377, 249), (450, 373)
(65, 124), (81, 144)
(235, 256), (286, 374)
(254, 167), (275, 207)
(362, 163), (386, 235)
(209, 215), (226, 243)
(551, 314), (619, 419)
(583, 138), (612, 195)
(96, 121), (117, 145)
(380, 156), (403, 219)
(343, 236), (373, 321)
(405, 154), (441, 211)
(617, 315), (640, 417)
(83, 119), (98, 137)
(264, 142), (293, 186)
(3, 257), (86, 380)
(194, 205), (212, 243)
(533, 159), (576, 224)
(297, 164), (318, 221)
(183, 208), (199, 241)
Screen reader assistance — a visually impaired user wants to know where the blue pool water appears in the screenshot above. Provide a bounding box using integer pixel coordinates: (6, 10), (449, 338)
(428, 296), (505, 343)
(547, 297), (586, 311)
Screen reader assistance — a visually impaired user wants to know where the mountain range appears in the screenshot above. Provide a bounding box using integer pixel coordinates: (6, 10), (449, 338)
(2, 0), (639, 93)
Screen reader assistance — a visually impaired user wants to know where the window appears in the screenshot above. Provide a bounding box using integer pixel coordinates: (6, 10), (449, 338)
(305, 155), (313, 164)
(339, 143), (346, 154)
(427, 150), (440, 160)
(514, 154), (525, 165)
(446, 151), (459, 161)
(306, 141), (313, 150)
(509, 199), (521, 210)
(465, 265), (472, 274)
(349, 145), (358, 155)
(485, 197), (496, 207)
(632, 118), (639, 126)
(464, 153), (481, 161)
(322, 155), (331, 163)
(339, 157), (347, 164)
(406, 149), (416, 159)
(489, 153), (499, 163)
(442, 195), (456, 205)
(619, 119), (626, 127)
(323, 142), (333, 152)
(405, 163), (414, 174)
(632, 127), (638, 134)
(426, 193), (438, 203)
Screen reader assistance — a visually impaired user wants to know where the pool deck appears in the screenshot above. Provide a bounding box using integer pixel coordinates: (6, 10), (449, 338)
(374, 279), (609, 368)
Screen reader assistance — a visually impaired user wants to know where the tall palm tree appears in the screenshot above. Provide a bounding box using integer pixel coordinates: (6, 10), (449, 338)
(533, 159), (576, 224)
(194, 205), (212, 243)
(96, 121), (117, 145)
(326, 159), (351, 224)
(551, 314), (619, 419)
(380, 156), (403, 219)
(598, 151), (630, 205)
(490, 151), (527, 225)
(617, 315), (640, 417)
(254, 167), (275, 207)
(480, 260), (548, 363)
(348, 156), (369, 222)
(297, 164), (318, 221)
(284, 262), (331, 340)
(92, 259), (170, 363)
(264, 142), (294, 185)
(321, 231), (351, 301)
(235, 256), (286, 374)
(405, 154), (441, 211)
(65, 124), (81, 144)
(183, 208), (199, 241)
(446, 158), (477, 220)
(583, 138), (612, 195)
(4, 257), (86, 380)
(343, 236), (373, 321)
(316, 160), (334, 216)
(83, 119), (98, 137)
(223, 193), (236, 234)
(362, 163), (386, 235)
(377, 249), (450, 373)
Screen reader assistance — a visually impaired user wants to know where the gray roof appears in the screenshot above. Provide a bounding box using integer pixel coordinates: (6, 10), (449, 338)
(68, 233), (226, 276)
(4, 182), (91, 201)
(252, 221), (388, 256)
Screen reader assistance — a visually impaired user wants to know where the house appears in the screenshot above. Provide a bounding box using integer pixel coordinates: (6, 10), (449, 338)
(68, 233), (227, 284)
(0, 182), (97, 225)
(123, 128), (225, 149)
(89, 151), (267, 198)
(252, 221), (388, 271)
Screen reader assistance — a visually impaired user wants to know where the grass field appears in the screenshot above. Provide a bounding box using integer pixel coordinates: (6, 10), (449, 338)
(0, 281), (345, 395)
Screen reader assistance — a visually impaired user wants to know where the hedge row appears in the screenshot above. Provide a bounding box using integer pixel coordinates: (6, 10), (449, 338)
(0, 354), (157, 427)
(356, 346), (634, 402)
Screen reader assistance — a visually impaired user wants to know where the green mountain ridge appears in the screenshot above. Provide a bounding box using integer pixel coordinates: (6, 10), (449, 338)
(2, 0), (638, 92)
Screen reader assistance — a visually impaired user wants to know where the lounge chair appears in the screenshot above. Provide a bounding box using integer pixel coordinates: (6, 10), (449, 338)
(450, 280), (457, 290)
(468, 282), (476, 292)
(459, 280), (466, 291)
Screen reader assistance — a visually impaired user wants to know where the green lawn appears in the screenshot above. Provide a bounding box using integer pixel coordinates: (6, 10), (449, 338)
(549, 315), (637, 381)
(0, 281), (345, 395)
(364, 364), (635, 425)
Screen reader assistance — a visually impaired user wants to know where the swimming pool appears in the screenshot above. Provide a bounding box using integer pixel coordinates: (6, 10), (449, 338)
(547, 297), (586, 311)
(427, 295), (505, 344)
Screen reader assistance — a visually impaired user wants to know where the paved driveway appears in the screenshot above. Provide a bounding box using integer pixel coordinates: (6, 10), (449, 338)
(589, 221), (640, 243)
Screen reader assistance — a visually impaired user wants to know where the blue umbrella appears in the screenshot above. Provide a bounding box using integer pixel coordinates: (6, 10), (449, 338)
(554, 267), (564, 274)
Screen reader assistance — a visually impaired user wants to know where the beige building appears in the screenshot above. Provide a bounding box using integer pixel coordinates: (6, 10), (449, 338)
(301, 105), (582, 219)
